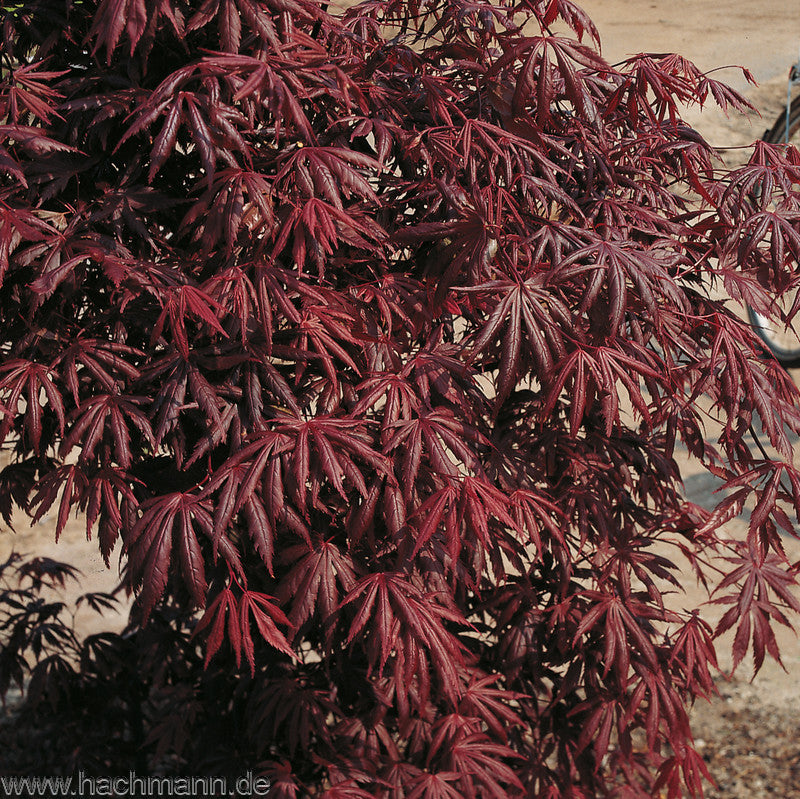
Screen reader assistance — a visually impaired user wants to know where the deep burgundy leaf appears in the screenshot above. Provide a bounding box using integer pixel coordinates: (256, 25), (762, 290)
(4, 0), (800, 793)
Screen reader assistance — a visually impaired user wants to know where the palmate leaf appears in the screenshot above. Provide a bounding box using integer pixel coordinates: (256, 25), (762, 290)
(0, 60), (66, 125)
(82, 466), (138, 561)
(340, 572), (467, 703)
(458, 674), (524, 743)
(384, 410), (485, 498)
(193, 585), (294, 673)
(404, 771), (463, 799)
(151, 283), (229, 360)
(279, 297), (365, 388)
(127, 491), (214, 616)
(505, 34), (607, 122)
(712, 546), (800, 673)
(352, 372), (421, 439)
(183, 170), (276, 254)
(54, 338), (143, 404)
(446, 735), (524, 799)
(29, 464), (85, 543)
(258, 760), (302, 799)
(669, 613), (718, 696)
(0, 359), (65, 452)
(425, 715), (524, 799)
(250, 677), (337, 759)
(0, 458), (36, 529)
(118, 69), (252, 187)
(275, 147), (381, 206)
(465, 277), (565, 402)
(542, 344), (661, 437)
(407, 476), (518, 571)
(716, 140), (800, 223)
(203, 427), (315, 565)
(238, 589), (296, 667)
(89, 0), (186, 62)
(145, 352), (189, 446)
(278, 540), (356, 633)
(273, 416), (391, 513)
(611, 55), (700, 124)
(0, 203), (55, 283)
(29, 460), (137, 557)
(0, 125), (79, 157)
(553, 237), (689, 331)
(59, 393), (154, 469)
(272, 197), (387, 275)
(573, 590), (660, 680)
(508, 489), (565, 553)
(653, 746), (714, 799)
(186, 0), (321, 44)
(178, 51), (326, 142)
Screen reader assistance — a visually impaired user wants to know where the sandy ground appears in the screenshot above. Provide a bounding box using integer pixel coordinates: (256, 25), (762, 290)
(577, 4), (800, 794)
(579, 0), (800, 146)
(3, 1), (800, 794)
(581, 0), (800, 89)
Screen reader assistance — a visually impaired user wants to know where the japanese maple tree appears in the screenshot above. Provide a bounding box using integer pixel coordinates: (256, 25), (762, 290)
(3, 0), (800, 795)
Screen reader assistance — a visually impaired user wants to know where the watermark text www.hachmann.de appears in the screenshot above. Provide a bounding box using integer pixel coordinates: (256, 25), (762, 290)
(0, 771), (271, 797)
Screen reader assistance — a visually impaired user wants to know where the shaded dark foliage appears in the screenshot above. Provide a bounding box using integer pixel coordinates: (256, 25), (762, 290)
(2, 0), (800, 795)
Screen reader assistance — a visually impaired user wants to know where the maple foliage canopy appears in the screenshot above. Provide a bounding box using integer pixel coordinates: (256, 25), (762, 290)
(3, 0), (800, 795)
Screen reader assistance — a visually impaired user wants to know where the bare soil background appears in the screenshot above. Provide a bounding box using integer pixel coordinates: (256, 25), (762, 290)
(3, 1), (800, 795)
(579, 3), (800, 795)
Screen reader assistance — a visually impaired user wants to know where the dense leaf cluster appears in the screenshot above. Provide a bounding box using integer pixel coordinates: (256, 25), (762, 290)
(3, 0), (800, 795)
